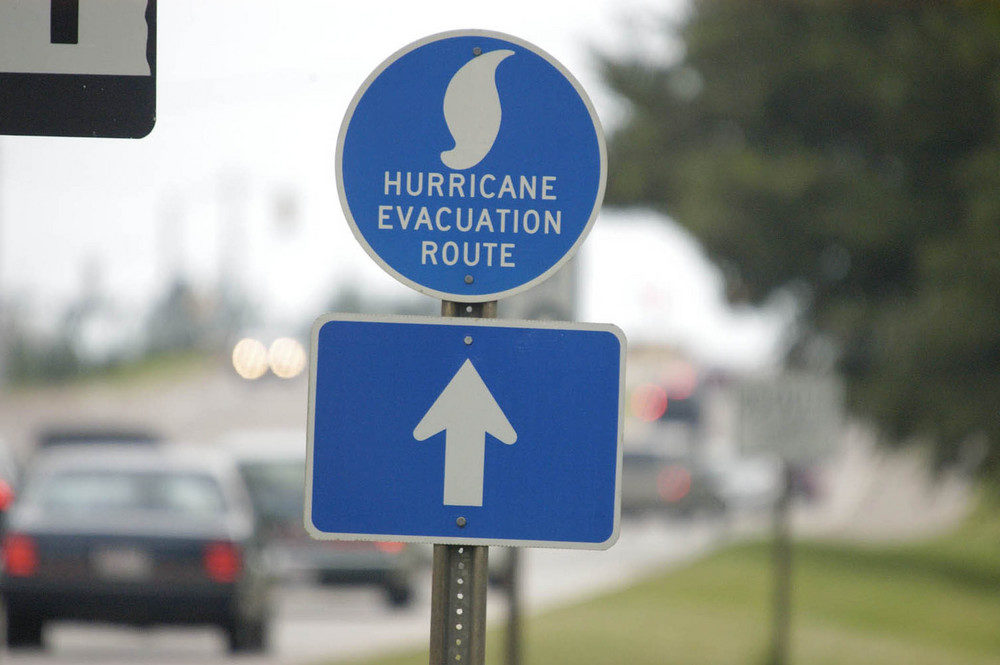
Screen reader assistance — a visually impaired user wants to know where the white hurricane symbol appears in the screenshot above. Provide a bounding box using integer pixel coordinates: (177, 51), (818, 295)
(440, 49), (515, 170)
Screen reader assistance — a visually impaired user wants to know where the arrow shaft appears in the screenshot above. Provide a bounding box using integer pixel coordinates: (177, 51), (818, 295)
(443, 425), (486, 507)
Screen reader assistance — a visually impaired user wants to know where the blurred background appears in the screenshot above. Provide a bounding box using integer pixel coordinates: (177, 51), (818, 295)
(0, 1), (997, 664)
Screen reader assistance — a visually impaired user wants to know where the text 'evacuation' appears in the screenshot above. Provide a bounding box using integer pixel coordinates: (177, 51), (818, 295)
(376, 171), (564, 269)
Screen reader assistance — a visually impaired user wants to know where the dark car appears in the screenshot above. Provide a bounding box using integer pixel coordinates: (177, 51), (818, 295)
(0, 444), (270, 652)
(219, 429), (419, 607)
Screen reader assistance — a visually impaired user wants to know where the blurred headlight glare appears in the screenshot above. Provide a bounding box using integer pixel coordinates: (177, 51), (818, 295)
(232, 338), (268, 380)
(268, 337), (306, 379)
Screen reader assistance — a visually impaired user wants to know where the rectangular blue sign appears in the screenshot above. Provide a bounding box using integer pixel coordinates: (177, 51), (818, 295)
(306, 314), (625, 549)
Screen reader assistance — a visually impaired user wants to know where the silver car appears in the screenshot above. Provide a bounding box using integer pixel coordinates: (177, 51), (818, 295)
(219, 429), (419, 607)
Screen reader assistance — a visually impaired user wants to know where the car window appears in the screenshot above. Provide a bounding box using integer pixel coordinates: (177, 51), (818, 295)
(29, 470), (227, 517)
(0, 448), (18, 485)
(238, 460), (304, 522)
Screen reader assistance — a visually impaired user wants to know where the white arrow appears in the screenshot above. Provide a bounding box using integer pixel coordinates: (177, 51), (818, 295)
(413, 359), (517, 507)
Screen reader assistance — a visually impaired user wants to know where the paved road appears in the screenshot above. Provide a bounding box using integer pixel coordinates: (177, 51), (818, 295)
(0, 362), (970, 664)
(0, 364), (309, 459)
(4, 516), (725, 665)
(0, 365), (731, 664)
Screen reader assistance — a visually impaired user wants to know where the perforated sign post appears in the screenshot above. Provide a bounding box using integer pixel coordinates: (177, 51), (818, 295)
(0, 0), (156, 138)
(324, 29), (613, 665)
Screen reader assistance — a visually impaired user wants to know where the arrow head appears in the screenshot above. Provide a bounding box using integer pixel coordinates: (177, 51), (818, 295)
(413, 359), (517, 444)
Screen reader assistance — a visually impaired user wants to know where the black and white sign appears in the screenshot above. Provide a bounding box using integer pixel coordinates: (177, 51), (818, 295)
(0, 0), (156, 138)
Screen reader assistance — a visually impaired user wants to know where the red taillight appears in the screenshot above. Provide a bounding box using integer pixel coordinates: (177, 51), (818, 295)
(203, 542), (242, 583)
(375, 541), (406, 554)
(631, 384), (668, 422)
(3, 534), (38, 577)
(0, 480), (15, 512)
(657, 465), (692, 503)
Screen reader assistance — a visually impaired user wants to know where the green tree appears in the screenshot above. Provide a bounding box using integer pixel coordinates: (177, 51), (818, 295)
(601, 1), (1000, 471)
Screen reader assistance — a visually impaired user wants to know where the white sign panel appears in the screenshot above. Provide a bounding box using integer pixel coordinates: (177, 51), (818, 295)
(0, 0), (150, 75)
(736, 372), (844, 464)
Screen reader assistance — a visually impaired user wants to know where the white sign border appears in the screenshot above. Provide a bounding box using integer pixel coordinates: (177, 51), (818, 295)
(305, 312), (625, 550)
(335, 29), (608, 303)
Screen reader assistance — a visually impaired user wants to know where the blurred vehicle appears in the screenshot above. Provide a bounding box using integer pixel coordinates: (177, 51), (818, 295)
(621, 449), (727, 518)
(219, 429), (418, 607)
(0, 444), (270, 652)
(35, 426), (162, 449)
(704, 455), (781, 512)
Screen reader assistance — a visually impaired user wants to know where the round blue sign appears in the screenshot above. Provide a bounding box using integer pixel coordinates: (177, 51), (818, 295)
(337, 30), (607, 302)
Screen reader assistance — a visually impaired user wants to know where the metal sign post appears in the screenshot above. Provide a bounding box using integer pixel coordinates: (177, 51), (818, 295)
(768, 461), (795, 665)
(736, 373), (844, 665)
(307, 311), (622, 665)
(306, 308), (622, 664)
(430, 543), (489, 665)
(429, 300), (495, 665)
(322, 28), (616, 665)
(0, 0), (156, 138)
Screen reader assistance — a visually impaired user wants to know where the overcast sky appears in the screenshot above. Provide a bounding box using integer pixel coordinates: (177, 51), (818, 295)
(0, 0), (787, 368)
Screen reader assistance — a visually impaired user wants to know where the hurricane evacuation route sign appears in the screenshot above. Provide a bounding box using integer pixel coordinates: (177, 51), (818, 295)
(337, 30), (606, 302)
(306, 314), (625, 549)
(0, 0), (156, 138)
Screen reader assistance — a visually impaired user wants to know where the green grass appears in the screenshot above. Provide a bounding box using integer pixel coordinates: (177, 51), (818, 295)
(8, 350), (215, 393)
(83, 350), (216, 387)
(334, 500), (1000, 665)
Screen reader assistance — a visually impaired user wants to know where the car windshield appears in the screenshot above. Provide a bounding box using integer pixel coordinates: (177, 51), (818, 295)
(29, 470), (227, 517)
(238, 461), (304, 522)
